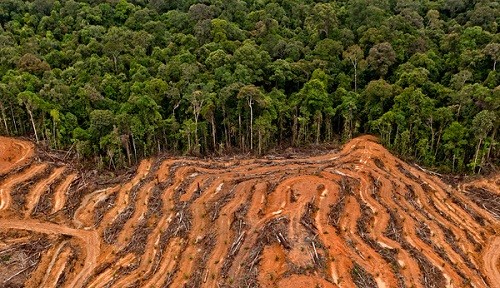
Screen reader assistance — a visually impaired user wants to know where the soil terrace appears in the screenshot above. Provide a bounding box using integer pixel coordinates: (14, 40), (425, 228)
(0, 135), (499, 288)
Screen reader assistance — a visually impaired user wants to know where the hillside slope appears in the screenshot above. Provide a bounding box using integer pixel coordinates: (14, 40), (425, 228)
(0, 136), (498, 288)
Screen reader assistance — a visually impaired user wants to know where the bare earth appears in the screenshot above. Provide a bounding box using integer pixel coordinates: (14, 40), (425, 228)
(0, 135), (499, 288)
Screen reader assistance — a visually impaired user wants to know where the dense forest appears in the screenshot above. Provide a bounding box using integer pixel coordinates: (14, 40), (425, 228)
(0, 0), (498, 172)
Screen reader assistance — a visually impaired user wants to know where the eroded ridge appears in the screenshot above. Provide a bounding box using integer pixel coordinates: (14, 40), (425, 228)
(0, 135), (498, 288)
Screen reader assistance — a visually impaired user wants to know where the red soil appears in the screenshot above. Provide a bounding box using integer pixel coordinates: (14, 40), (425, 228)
(0, 136), (33, 175)
(0, 135), (498, 288)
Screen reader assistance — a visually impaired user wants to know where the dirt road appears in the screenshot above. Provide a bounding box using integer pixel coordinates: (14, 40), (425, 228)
(0, 219), (99, 288)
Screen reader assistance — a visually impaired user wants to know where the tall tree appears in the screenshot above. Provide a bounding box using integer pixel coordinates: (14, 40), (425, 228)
(484, 43), (500, 71)
(343, 45), (365, 92)
(367, 42), (396, 78)
(103, 26), (131, 73)
(186, 89), (207, 153)
(237, 85), (264, 151)
(17, 91), (43, 142)
(471, 110), (496, 171)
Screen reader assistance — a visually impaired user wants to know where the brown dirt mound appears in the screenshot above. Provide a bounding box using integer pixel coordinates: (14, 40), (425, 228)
(0, 137), (33, 175)
(0, 135), (498, 288)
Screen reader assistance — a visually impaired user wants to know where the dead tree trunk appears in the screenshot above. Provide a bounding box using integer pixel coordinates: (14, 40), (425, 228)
(248, 95), (253, 151)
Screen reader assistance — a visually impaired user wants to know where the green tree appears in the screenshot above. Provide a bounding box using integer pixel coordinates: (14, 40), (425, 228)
(293, 71), (330, 145)
(367, 42), (396, 78)
(470, 110), (496, 171)
(304, 3), (338, 40)
(103, 26), (131, 73)
(186, 88), (208, 153)
(484, 43), (500, 71)
(343, 45), (365, 92)
(237, 84), (266, 151)
(335, 88), (361, 140)
(17, 91), (44, 142)
(442, 121), (468, 171)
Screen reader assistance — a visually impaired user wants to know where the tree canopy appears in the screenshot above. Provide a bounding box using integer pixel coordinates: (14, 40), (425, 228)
(0, 0), (498, 173)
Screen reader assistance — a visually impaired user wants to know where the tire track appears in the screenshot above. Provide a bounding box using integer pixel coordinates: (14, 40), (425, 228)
(0, 136), (498, 287)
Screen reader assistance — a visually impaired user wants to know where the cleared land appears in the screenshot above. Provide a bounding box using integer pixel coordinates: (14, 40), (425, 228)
(0, 135), (499, 288)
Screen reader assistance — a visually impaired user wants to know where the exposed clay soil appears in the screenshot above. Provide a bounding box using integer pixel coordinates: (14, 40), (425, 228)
(0, 135), (499, 288)
(0, 137), (33, 175)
